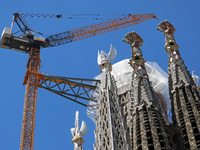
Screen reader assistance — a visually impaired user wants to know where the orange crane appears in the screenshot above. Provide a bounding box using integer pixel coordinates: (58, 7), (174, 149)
(0, 12), (157, 150)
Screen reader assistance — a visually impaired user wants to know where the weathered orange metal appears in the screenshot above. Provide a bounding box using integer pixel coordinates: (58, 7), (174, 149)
(69, 14), (158, 42)
(24, 71), (93, 89)
(23, 70), (44, 86)
(20, 47), (41, 150)
(46, 14), (158, 47)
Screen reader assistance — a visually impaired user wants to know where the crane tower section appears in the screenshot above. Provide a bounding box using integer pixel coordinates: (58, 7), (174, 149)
(20, 48), (41, 150)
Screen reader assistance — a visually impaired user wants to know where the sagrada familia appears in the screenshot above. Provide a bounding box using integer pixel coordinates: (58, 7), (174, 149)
(70, 20), (200, 150)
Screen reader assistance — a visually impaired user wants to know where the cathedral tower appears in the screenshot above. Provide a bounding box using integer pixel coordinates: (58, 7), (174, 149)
(122, 31), (175, 150)
(157, 20), (200, 150)
(94, 46), (128, 150)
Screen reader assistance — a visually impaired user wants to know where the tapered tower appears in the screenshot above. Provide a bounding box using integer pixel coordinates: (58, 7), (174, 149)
(94, 45), (128, 150)
(157, 20), (200, 150)
(122, 31), (175, 150)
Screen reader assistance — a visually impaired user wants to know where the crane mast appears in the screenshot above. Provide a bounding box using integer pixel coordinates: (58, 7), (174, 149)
(20, 48), (41, 150)
(0, 12), (158, 150)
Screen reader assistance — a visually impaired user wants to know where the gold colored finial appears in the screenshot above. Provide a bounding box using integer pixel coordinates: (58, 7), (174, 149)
(71, 135), (85, 145)
(157, 20), (179, 54)
(156, 20), (176, 35)
(122, 31), (144, 48)
(123, 31), (145, 67)
(99, 62), (112, 72)
(123, 31), (148, 77)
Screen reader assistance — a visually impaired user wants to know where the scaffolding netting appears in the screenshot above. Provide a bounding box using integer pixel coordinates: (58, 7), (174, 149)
(87, 59), (171, 123)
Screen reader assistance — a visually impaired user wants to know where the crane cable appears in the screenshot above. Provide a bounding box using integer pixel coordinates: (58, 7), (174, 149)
(20, 13), (132, 20)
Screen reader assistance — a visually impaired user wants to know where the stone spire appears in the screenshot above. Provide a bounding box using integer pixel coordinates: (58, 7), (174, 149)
(94, 45), (128, 150)
(70, 111), (87, 150)
(157, 20), (200, 150)
(123, 31), (175, 150)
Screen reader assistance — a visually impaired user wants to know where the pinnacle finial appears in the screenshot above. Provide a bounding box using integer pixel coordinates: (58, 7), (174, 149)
(97, 44), (117, 72)
(123, 31), (147, 77)
(156, 20), (176, 35)
(122, 31), (144, 48)
(70, 111), (87, 150)
(157, 20), (180, 57)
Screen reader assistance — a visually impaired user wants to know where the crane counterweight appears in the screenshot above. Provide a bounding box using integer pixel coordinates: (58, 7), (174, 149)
(1, 27), (11, 49)
(1, 27), (47, 53)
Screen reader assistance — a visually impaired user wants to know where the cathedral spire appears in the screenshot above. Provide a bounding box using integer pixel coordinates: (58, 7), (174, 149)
(122, 31), (176, 150)
(94, 45), (128, 150)
(157, 20), (195, 86)
(158, 20), (200, 150)
(123, 31), (158, 106)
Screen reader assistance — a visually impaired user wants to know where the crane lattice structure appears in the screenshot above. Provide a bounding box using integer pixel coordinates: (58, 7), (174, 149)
(0, 12), (157, 150)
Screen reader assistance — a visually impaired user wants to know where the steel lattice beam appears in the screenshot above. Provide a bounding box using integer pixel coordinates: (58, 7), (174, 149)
(45, 14), (158, 47)
(39, 75), (100, 106)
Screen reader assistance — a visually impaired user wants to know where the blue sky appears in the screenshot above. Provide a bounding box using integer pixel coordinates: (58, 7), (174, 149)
(0, 1), (200, 150)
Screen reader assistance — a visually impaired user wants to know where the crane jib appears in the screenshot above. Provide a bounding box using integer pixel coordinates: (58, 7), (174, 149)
(44, 13), (157, 47)
(0, 13), (157, 51)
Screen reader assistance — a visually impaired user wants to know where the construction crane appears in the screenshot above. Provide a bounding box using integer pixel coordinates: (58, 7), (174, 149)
(0, 12), (158, 150)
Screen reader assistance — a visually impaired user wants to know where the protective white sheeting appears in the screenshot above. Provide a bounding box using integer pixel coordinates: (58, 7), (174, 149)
(192, 71), (199, 86)
(87, 59), (171, 123)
